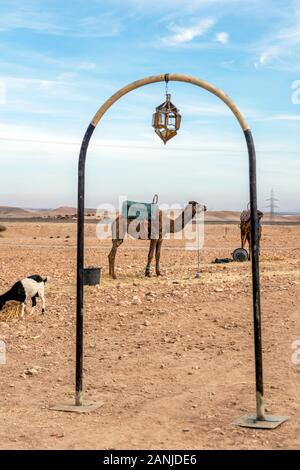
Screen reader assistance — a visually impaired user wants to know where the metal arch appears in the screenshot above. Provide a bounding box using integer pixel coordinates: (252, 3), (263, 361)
(90, 73), (249, 130)
(76, 74), (263, 421)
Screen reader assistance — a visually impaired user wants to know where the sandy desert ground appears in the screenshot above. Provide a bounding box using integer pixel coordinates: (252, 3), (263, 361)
(0, 221), (300, 450)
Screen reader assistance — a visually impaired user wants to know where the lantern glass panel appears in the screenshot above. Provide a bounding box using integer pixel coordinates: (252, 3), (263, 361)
(168, 114), (176, 128)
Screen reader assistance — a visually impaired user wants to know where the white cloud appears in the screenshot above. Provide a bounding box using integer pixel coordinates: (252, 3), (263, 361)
(121, 0), (249, 14)
(1, 76), (58, 91)
(0, 11), (62, 34)
(0, 75), (75, 100)
(257, 114), (300, 122)
(0, 4), (122, 38)
(252, 4), (300, 70)
(161, 18), (215, 46)
(1, 120), (298, 156)
(258, 46), (282, 66)
(77, 14), (121, 38)
(56, 72), (78, 81)
(216, 32), (229, 44)
(182, 103), (231, 117)
(0, 74), (88, 116)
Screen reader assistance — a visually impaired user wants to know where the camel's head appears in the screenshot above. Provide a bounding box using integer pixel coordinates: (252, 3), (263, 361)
(257, 210), (264, 220)
(188, 201), (207, 216)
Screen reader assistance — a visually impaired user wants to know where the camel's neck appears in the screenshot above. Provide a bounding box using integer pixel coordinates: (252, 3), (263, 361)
(171, 205), (196, 233)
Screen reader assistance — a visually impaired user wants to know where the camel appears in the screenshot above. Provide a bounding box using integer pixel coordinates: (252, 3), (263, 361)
(240, 209), (264, 260)
(108, 201), (206, 279)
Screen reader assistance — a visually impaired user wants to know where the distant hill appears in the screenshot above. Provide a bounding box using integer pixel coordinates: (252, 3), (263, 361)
(48, 206), (78, 216)
(1, 206), (300, 222)
(0, 206), (100, 218)
(206, 211), (300, 222)
(206, 211), (240, 221)
(0, 206), (34, 217)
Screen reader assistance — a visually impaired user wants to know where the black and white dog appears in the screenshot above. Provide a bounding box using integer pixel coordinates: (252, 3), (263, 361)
(0, 275), (47, 318)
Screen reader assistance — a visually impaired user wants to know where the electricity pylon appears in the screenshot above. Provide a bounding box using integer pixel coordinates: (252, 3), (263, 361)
(265, 188), (279, 222)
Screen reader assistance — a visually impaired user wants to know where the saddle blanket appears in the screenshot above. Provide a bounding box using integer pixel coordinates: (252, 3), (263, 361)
(122, 200), (159, 221)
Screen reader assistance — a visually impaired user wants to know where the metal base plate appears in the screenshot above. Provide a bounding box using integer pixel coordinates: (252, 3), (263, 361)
(50, 400), (104, 413)
(234, 414), (289, 429)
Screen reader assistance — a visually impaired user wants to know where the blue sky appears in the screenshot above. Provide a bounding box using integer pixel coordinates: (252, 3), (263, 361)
(0, 0), (300, 210)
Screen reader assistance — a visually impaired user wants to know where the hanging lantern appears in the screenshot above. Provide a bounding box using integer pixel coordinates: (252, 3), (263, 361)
(152, 77), (181, 144)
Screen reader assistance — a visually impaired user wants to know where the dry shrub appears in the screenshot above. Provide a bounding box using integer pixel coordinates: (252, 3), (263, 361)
(260, 254), (285, 262)
(0, 224), (6, 236)
(0, 301), (21, 322)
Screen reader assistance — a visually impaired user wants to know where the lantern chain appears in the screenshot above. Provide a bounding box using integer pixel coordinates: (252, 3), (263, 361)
(164, 73), (169, 95)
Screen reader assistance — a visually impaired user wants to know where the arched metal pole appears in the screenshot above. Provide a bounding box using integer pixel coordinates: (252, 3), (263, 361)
(76, 123), (95, 406)
(74, 74), (287, 427)
(245, 129), (264, 420)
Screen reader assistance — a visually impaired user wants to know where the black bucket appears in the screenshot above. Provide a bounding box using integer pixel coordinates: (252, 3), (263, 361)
(83, 266), (101, 286)
(232, 248), (249, 262)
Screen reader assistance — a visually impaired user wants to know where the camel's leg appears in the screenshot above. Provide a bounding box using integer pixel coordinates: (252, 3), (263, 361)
(108, 240), (116, 277)
(155, 239), (163, 276)
(241, 223), (251, 260)
(241, 233), (248, 253)
(247, 233), (251, 260)
(240, 225), (246, 250)
(258, 226), (262, 256)
(108, 239), (123, 279)
(145, 239), (157, 277)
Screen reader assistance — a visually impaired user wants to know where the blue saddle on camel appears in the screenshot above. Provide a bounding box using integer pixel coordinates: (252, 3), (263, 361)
(122, 195), (159, 221)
